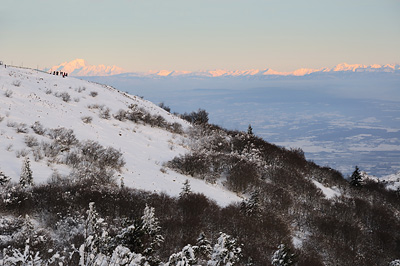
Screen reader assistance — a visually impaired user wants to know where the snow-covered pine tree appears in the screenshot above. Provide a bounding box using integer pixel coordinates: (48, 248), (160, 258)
(79, 202), (110, 265)
(241, 190), (261, 216)
(207, 232), (242, 266)
(179, 179), (192, 198)
(271, 244), (296, 266)
(0, 170), (10, 186)
(141, 205), (164, 261)
(20, 157), (33, 187)
(196, 232), (212, 264)
(350, 166), (362, 188)
(114, 219), (144, 254)
(389, 259), (400, 266)
(167, 244), (198, 266)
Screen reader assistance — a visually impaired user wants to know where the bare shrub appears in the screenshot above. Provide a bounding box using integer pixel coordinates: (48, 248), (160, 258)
(87, 104), (104, 109)
(47, 127), (78, 147)
(0, 115), (4, 123)
(31, 121), (46, 135)
(6, 144), (13, 151)
(74, 97), (80, 102)
(6, 121), (17, 128)
(158, 102), (171, 112)
(99, 107), (111, 119)
(181, 109), (209, 125)
(32, 147), (44, 161)
(81, 116), (93, 124)
(55, 92), (71, 102)
(226, 158), (259, 193)
(4, 90), (13, 97)
(24, 135), (39, 147)
(12, 80), (21, 87)
(16, 149), (29, 158)
(89, 91), (98, 97)
(65, 140), (125, 185)
(170, 122), (183, 134)
(16, 123), (29, 133)
(167, 152), (209, 178)
(114, 109), (127, 121)
(45, 89), (52, 94)
(41, 141), (62, 158)
(75, 86), (86, 93)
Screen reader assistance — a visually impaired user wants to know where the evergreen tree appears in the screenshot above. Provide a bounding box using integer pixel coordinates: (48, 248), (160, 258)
(247, 124), (253, 135)
(241, 190), (261, 216)
(350, 166), (362, 188)
(196, 232), (212, 263)
(141, 205), (164, 263)
(20, 157), (33, 187)
(271, 244), (296, 266)
(167, 244), (198, 266)
(208, 232), (242, 266)
(389, 260), (400, 266)
(79, 202), (110, 265)
(0, 170), (10, 186)
(179, 179), (192, 199)
(114, 219), (144, 254)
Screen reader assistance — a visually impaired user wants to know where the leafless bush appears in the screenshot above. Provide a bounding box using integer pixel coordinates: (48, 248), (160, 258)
(75, 86), (86, 93)
(47, 127), (78, 147)
(45, 89), (52, 94)
(169, 122), (183, 134)
(158, 102), (171, 112)
(6, 121), (17, 128)
(31, 121), (46, 135)
(64, 140), (125, 185)
(40, 141), (62, 158)
(12, 80), (21, 87)
(55, 92), (71, 102)
(87, 104), (104, 109)
(0, 115), (4, 123)
(16, 123), (29, 133)
(24, 135), (39, 147)
(15, 149), (29, 158)
(167, 152), (210, 178)
(32, 146), (44, 161)
(6, 144), (13, 151)
(74, 97), (80, 102)
(89, 91), (98, 97)
(81, 116), (93, 124)
(114, 109), (127, 121)
(4, 90), (13, 97)
(226, 158), (259, 193)
(99, 107), (111, 119)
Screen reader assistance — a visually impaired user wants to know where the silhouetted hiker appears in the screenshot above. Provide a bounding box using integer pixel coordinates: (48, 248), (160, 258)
(56, 71), (59, 75)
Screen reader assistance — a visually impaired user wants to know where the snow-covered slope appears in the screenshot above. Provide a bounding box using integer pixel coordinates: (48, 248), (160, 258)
(0, 66), (241, 206)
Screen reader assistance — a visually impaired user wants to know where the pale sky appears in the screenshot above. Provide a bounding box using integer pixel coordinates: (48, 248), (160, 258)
(1, 0), (399, 72)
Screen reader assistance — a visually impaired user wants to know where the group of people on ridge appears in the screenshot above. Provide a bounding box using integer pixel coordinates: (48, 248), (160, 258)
(51, 70), (68, 77)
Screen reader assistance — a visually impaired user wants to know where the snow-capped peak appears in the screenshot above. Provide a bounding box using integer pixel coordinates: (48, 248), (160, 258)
(49, 59), (126, 76)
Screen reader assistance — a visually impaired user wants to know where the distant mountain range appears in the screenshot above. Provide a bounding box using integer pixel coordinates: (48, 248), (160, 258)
(48, 59), (126, 76)
(49, 59), (400, 77)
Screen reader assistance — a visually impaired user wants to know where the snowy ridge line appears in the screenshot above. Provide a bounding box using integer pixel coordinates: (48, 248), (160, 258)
(5, 65), (50, 75)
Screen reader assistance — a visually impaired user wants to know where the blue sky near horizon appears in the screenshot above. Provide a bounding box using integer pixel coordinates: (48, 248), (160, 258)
(1, 0), (399, 72)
